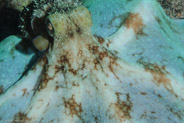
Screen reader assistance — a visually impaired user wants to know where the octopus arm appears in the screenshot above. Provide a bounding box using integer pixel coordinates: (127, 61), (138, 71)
(0, 57), (46, 121)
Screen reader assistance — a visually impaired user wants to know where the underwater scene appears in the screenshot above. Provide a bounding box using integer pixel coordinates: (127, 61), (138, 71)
(0, 0), (184, 122)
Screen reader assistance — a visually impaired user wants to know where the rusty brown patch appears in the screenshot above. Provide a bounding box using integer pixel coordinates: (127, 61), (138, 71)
(93, 59), (100, 70)
(96, 36), (105, 44)
(69, 69), (78, 75)
(39, 68), (50, 89)
(55, 85), (59, 91)
(112, 93), (133, 121)
(99, 51), (108, 60)
(81, 62), (86, 70)
(60, 55), (69, 64)
(22, 88), (27, 96)
(12, 112), (30, 123)
(94, 116), (99, 123)
(38, 54), (48, 66)
(157, 94), (162, 98)
(30, 54), (48, 72)
(106, 40), (112, 48)
(0, 86), (3, 95)
(125, 13), (144, 34)
(136, 29), (148, 38)
(38, 65), (56, 90)
(76, 27), (82, 34)
(140, 111), (147, 119)
(137, 59), (177, 97)
(140, 92), (147, 95)
(63, 95), (83, 119)
(59, 55), (72, 68)
(88, 44), (99, 54)
(72, 82), (79, 87)
(108, 56), (121, 81)
(109, 62), (120, 81)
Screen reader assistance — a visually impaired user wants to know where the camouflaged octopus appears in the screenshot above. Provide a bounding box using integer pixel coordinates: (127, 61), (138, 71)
(0, 0), (184, 122)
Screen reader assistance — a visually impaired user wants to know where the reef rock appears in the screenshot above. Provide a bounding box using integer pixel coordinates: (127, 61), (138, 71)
(0, 0), (184, 123)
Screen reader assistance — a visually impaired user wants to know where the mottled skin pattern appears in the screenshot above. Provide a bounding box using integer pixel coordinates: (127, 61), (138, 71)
(1, 1), (184, 123)
(24, 7), (130, 122)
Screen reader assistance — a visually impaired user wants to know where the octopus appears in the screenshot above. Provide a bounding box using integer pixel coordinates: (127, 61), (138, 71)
(0, 0), (184, 122)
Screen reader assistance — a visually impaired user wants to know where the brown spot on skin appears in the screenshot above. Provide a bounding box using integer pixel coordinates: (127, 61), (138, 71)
(76, 27), (81, 34)
(81, 62), (86, 70)
(88, 45), (99, 54)
(140, 92), (147, 95)
(96, 36), (105, 44)
(63, 95), (83, 119)
(38, 64), (57, 90)
(93, 59), (100, 70)
(0, 86), (3, 95)
(94, 116), (99, 123)
(72, 82), (79, 87)
(132, 50), (144, 56)
(108, 57), (121, 81)
(137, 59), (177, 97)
(111, 93), (133, 121)
(99, 51), (108, 60)
(140, 111), (147, 119)
(69, 69), (77, 75)
(31, 54), (48, 72)
(125, 13), (144, 34)
(22, 88), (27, 96)
(109, 63), (120, 81)
(55, 85), (59, 91)
(106, 40), (112, 48)
(12, 112), (30, 123)
(136, 29), (148, 39)
(59, 55), (71, 68)
(157, 94), (162, 98)
(39, 67), (50, 90)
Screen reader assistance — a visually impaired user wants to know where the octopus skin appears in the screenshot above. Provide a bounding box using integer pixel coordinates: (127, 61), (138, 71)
(0, 0), (184, 123)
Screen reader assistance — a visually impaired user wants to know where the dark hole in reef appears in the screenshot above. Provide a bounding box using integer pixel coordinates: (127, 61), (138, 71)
(0, 7), (21, 41)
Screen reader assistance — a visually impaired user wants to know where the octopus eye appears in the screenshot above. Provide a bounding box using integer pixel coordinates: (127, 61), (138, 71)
(45, 19), (54, 37)
(32, 35), (49, 51)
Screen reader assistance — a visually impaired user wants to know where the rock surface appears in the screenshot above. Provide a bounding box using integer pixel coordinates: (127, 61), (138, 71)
(158, 0), (184, 19)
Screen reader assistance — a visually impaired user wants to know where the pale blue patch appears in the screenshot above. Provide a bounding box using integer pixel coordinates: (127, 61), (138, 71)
(0, 36), (35, 92)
